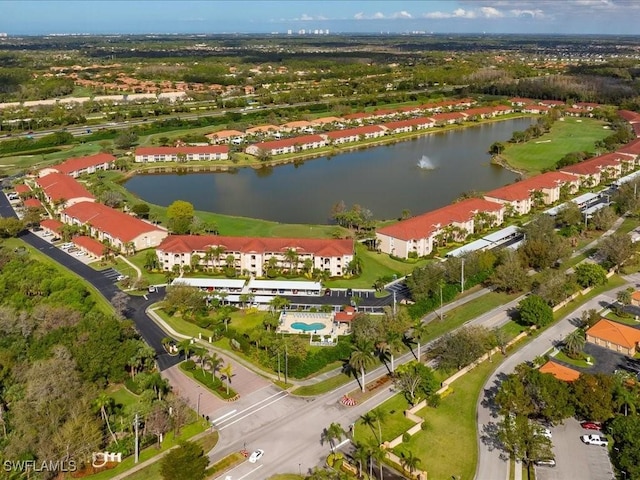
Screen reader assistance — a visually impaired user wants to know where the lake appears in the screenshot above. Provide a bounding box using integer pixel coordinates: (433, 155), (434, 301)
(125, 118), (534, 224)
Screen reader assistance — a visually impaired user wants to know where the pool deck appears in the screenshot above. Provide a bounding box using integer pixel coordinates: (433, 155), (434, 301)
(277, 311), (350, 336)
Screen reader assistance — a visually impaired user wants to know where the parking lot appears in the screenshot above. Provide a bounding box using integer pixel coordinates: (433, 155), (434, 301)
(536, 418), (614, 480)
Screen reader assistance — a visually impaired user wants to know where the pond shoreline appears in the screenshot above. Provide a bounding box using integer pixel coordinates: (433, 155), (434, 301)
(122, 114), (533, 178)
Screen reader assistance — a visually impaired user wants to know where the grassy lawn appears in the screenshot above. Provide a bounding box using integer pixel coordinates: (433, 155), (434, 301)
(127, 251), (171, 285)
(392, 360), (497, 480)
(500, 117), (610, 175)
(421, 291), (521, 343)
(86, 420), (209, 480)
(499, 320), (530, 341)
(354, 394), (415, 444)
(108, 384), (139, 408)
(1, 237), (115, 316)
(617, 216), (639, 235)
(292, 373), (353, 396)
(605, 311), (640, 326)
(552, 350), (594, 368)
(154, 307), (213, 339)
(328, 243), (428, 289)
(0, 142), (105, 176)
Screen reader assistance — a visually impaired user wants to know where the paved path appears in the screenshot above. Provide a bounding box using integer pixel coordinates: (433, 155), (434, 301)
(118, 254), (142, 278)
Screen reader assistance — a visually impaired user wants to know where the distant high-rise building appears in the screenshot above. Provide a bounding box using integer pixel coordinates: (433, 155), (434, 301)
(287, 29), (292, 35)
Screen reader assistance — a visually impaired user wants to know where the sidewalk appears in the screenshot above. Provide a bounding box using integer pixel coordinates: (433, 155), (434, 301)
(119, 255), (142, 279)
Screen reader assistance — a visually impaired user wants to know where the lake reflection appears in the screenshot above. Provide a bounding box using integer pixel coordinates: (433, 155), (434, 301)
(125, 118), (533, 224)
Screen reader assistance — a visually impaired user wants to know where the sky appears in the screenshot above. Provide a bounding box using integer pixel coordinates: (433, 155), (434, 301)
(1, 0), (639, 36)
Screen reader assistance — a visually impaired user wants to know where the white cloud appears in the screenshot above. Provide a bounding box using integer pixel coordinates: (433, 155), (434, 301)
(353, 10), (413, 20)
(299, 14), (313, 21)
(510, 9), (545, 19)
(391, 11), (413, 19)
(480, 7), (504, 18)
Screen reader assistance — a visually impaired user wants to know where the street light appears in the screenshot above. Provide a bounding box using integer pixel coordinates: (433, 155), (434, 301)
(197, 391), (202, 417)
(298, 463), (302, 476)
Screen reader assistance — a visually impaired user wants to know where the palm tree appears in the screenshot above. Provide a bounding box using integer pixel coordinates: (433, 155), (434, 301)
(409, 321), (429, 361)
(351, 443), (369, 478)
(93, 393), (118, 445)
(321, 422), (345, 452)
(563, 330), (586, 358)
(361, 412), (379, 443)
(371, 408), (387, 444)
(220, 363), (233, 395)
(284, 248), (299, 273)
(178, 339), (194, 360)
(369, 441), (386, 480)
(205, 352), (223, 380)
(349, 341), (375, 393)
(400, 451), (421, 478)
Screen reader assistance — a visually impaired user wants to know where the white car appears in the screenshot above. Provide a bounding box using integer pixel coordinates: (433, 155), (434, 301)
(148, 285), (157, 293)
(248, 449), (264, 463)
(581, 434), (608, 446)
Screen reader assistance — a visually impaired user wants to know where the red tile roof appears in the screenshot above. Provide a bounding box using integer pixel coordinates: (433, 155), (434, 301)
(463, 107), (495, 117)
(343, 112), (374, 120)
(377, 198), (503, 241)
(72, 235), (106, 257)
(205, 129), (245, 139)
(24, 198), (43, 208)
(634, 124), (640, 138)
(509, 97), (535, 105)
(381, 117), (435, 130)
(574, 102), (602, 109)
(539, 361), (580, 382)
(432, 112), (466, 122)
(335, 306), (357, 322)
(35, 173), (95, 202)
(325, 125), (385, 139)
(251, 134), (325, 151)
(62, 201), (166, 242)
(135, 145), (228, 156)
(40, 218), (64, 233)
(14, 184), (30, 194)
(587, 319), (640, 349)
(485, 172), (577, 202)
(46, 153), (116, 175)
(617, 139), (640, 156)
(560, 153), (625, 176)
(157, 235), (354, 257)
(539, 100), (565, 107)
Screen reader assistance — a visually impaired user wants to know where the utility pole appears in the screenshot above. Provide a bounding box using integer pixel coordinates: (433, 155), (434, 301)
(277, 350), (281, 382)
(461, 258), (465, 293)
(393, 291), (397, 315)
(134, 413), (139, 464)
(285, 344), (288, 386)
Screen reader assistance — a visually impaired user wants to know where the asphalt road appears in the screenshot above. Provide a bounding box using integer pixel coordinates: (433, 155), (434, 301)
(475, 287), (624, 480)
(0, 192), (179, 370)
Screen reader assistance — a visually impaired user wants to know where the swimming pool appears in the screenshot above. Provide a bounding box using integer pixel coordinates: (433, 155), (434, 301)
(291, 322), (327, 332)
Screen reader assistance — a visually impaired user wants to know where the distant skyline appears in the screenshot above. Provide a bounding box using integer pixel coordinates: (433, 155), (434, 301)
(1, 0), (640, 36)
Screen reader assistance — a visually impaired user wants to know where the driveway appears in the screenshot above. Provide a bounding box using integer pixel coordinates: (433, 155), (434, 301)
(537, 418), (614, 480)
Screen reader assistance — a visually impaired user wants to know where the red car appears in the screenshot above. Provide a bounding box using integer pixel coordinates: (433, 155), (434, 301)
(580, 421), (602, 431)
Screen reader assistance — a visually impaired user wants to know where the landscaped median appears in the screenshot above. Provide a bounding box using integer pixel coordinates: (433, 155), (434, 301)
(179, 360), (239, 401)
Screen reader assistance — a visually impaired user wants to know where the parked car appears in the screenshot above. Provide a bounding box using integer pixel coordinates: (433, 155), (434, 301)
(580, 421), (602, 431)
(148, 285), (157, 293)
(248, 449), (264, 463)
(581, 434), (608, 446)
(534, 458), (556, 467)
(116, 274), (128, 281)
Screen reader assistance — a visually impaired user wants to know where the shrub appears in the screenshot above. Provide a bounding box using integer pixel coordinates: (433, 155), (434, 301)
(402, 432), (411, 443)
(183, 359), (196, 371)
